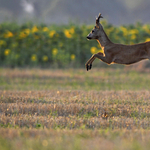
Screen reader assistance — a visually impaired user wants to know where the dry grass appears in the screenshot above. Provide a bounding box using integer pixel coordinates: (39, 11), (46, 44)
(0, 128), (150, 150)
(1, 68), (150, 91)
(1, 90), (150, 129)
(1, 68), (150, 149)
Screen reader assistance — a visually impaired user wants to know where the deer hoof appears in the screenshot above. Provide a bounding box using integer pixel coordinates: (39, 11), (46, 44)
(85, 63), (92, 71)
(86, 65), (89, 71)
(89, 64), (92, 69)
(85, 63), (89, 71)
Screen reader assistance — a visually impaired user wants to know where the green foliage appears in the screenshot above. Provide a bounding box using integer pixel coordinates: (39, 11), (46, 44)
(0, 21), (150, 68)
(36, 123), (42, 128)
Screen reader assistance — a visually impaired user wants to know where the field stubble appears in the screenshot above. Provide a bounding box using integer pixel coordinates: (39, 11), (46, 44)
(1, 90), (150, 130)
(1, 68), (150, 150)
(1, 67), (150, 90)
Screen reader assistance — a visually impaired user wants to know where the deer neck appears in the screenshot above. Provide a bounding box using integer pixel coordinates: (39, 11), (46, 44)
(97, 28), (112, 48)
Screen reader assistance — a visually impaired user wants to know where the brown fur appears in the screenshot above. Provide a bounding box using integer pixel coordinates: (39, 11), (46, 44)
(85, 13), (150, 71)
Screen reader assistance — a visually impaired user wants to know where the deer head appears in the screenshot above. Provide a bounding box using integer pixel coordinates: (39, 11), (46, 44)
(87, 13), (103, 40)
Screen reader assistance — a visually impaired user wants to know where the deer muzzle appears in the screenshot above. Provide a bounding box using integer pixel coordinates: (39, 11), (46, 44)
(87, 35), (92, 40)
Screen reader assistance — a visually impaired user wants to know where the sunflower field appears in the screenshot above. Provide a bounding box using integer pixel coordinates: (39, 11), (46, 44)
(0, 21), (150, 68)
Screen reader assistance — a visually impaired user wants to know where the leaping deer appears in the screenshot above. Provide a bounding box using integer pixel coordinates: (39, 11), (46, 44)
(85, 13), (150, 71)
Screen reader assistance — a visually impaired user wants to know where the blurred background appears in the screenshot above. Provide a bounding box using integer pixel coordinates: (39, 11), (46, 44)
(0, 0), (150, 69)
(0, 0), (150, 25)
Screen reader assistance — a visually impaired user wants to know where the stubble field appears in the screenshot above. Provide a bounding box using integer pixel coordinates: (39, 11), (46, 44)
(1, 67), (150, 150)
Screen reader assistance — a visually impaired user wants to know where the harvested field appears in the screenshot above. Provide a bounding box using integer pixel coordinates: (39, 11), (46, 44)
(1, 90), (150, 130)
(0, 68), (150, 150)
(1, 68), (150, 91)
(1, 128), (150, 150)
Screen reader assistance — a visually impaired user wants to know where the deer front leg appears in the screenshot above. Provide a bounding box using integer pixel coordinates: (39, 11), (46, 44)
(85, 52), (111, 71)
(85, 55), (96, 71)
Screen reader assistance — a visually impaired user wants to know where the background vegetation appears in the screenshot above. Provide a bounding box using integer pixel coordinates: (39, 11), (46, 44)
(0, 21), (150, 68)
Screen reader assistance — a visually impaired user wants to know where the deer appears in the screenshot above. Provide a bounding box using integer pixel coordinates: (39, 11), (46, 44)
(85, 13), (150, 71)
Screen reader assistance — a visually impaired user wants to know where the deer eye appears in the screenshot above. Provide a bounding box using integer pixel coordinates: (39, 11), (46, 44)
(92, 30), (94, 33)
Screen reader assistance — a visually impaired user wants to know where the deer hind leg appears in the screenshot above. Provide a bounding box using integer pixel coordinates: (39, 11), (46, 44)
(85, 52), (108, 71)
